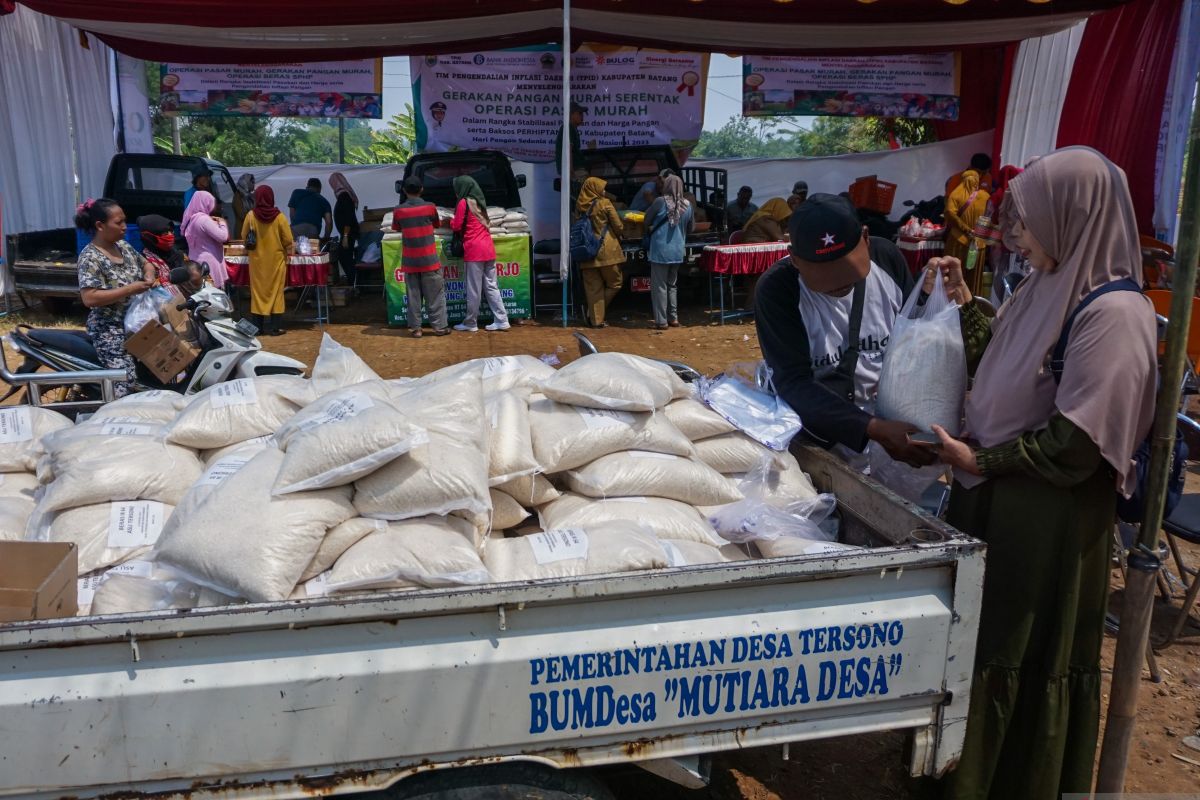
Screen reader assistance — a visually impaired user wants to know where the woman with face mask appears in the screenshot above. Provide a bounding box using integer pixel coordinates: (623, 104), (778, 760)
(137, 214), (184, 286)
(928, 148), (1157, 800)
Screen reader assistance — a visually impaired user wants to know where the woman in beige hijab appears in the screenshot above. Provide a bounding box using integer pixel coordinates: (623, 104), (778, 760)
(925, 148), (1157, 799)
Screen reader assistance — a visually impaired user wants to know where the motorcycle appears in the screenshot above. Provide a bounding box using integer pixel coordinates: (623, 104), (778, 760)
(1, 266), (306, 411)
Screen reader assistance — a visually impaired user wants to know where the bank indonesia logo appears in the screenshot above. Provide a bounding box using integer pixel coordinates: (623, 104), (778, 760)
(424, 55), (438, 67)
(540, 53), (556, 69)
(473, 54), (486, 65)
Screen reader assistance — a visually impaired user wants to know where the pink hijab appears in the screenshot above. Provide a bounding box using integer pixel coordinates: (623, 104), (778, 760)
(329, 172), (358, 206)
(181, 189), (215, 239)
(963, 147), (1157, 495)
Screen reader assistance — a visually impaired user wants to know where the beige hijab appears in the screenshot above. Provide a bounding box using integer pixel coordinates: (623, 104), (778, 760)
(963, 147), (1157, 495)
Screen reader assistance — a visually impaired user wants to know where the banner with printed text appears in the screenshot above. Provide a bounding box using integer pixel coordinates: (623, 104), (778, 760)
(743, 54), (960, 121)
(160, 61), (383, 118)
(383, 235), (532, 326)
(411, 46), (707, 163)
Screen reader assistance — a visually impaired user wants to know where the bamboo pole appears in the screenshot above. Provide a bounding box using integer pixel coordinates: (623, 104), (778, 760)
(1095, 70), (1200, 792)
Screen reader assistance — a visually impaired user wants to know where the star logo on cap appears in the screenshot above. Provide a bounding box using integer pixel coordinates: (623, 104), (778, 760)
(820, 233), (836, 247)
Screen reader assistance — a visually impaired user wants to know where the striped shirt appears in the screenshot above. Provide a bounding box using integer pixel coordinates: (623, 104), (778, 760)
(392, 198), (441, 273)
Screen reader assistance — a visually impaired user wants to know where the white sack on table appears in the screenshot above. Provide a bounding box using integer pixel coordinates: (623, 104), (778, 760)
(529, 397), (693, 473)
(483, 522), (669, 582)
(0, 406), (71, 472)
(166, 376), (315, 450)
(153, 448), (355, 603)
(565, 451), (743, 507)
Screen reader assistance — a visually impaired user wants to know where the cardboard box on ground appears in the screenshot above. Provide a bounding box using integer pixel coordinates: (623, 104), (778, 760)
(125, 298), (201, 384)
(0, 542), (78, 622)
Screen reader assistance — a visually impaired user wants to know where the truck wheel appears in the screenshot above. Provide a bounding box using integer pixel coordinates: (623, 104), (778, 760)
(381, 763), (616, 800)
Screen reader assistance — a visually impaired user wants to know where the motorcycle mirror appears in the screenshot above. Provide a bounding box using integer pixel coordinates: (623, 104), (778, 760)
(903, 200), (915, 207)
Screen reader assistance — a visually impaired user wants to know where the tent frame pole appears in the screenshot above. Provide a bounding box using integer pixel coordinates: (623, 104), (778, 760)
(1096, 69), (1200, 792)
(560, 0), (572, 328)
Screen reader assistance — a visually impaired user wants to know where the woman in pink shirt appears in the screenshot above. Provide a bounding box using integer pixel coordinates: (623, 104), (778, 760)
(181, 190), (230, 288)
(451, 176), (510, 332)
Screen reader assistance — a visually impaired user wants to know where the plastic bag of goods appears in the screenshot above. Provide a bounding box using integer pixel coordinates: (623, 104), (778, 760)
(310, 333), (382, 395)
(32, 500), (174, 575)
(709, 488), (838, 549)
(82, 561), (229, 616)
(326, 516), (490, 592)
(483, 523), (669, 582)
(565, 451), (743, 506)
(417, 354), (555, 395)
(538, 352), (687, 412)
(493, 473), (560, 507)
(352, 434), (491, 530)
(89, 389), (190, 424)
(0, 472), (39, 540)
(485, 388), (539, 485)
(153, 448), (355, 603)
(0, 406), (71, 472)
(663, 397), (735, 441)
(693, 432), (783, 474)
(701, 451), (820, 518)
(299, 517), (388, 582)
(123, 286), (174, 335)
(876, 268), (965, 436)
(273, 382), (428, 494)
(660, 539), (750, 567)
(698, 364), (802, 450)
(166, 376), (315, 450)
(538, 493), (725, 547)
(32, 423), (202, 515)
(529, 397), (693, 473)
(490, 490), (531, 531)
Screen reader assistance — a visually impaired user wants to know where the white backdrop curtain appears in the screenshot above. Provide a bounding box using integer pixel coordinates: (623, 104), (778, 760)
(0, 4), (114, 238)
(999, 21), (1087, 170)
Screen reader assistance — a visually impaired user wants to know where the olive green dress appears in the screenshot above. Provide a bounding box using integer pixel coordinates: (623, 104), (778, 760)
(942, 301), (1116, 800)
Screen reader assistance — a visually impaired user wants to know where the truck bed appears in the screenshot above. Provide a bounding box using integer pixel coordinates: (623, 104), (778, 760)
(0, 448), (984, 799)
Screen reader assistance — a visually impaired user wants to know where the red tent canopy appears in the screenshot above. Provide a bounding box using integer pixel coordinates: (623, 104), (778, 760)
(7, 0), (1130, 61)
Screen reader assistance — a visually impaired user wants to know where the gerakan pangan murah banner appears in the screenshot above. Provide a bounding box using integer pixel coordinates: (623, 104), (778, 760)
(412, 46), (707, 163)
(743, 54), (960, 121)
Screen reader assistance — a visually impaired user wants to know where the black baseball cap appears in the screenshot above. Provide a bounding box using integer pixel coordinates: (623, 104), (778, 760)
(789, 193), (863, 263)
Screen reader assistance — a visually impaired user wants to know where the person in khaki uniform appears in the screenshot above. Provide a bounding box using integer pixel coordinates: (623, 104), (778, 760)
(575, 177), (625, 327)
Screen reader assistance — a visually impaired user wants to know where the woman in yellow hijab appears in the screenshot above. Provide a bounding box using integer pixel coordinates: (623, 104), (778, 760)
(944, 169), (990, 266)
(575, 177), (625, 327)
(740, 197), (792, 244)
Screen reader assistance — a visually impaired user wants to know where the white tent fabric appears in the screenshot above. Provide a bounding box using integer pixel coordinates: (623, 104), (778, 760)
(1153, 0), (1200, 242)
(999, 21), (1087, 170)
(0, 5), (115, 237)
(116, 53), (155, 155)
(693, 131), (994, 210)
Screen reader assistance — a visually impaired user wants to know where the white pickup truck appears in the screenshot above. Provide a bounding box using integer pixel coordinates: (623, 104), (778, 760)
(0, 447), (984, 799)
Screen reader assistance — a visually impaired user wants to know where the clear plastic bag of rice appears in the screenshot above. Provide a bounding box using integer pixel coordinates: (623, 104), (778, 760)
(166, 376), (316, 449)
(565, 451), (743, 506)
(0, 406), (71, 472)
(88, 389), (189, 424)
(327, 515), (489, 591)
(529, 397), (693, 473)
(32, 501), (174, 575)
(483, 522), (669, 582)
(539, 493), (724, 546)
(485, 388), (539, 485)
(310, 333), (382, 395)
(538, 352), (685, 411)
(663, 397), (735, 441)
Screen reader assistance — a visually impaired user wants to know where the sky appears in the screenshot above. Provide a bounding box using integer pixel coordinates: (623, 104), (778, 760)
(375, 53), (811, 134)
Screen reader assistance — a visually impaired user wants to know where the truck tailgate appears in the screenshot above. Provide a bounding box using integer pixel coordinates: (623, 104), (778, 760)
(0, 448), (984, 799)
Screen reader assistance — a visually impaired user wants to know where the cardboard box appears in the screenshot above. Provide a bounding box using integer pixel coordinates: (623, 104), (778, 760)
(125, 319), (200, 383)
(159, 296), (200, 344)
(0, 541), (77, 623)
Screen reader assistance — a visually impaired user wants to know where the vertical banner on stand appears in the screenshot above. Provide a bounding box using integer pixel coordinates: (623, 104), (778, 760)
(742, 54), (960, 120)
(383, 236), (532, 326)
(116, 54), (154, 153)
(411, 46), (707, 163)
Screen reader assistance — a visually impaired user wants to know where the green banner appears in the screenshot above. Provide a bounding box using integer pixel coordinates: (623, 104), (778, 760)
(384, 235), (532, 326)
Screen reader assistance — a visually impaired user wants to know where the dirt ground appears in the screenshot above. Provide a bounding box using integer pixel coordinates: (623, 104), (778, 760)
(3, 288), (1198, 798)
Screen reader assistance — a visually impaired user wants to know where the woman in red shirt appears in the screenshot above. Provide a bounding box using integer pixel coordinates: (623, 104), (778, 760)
(451, 176), (510, 332)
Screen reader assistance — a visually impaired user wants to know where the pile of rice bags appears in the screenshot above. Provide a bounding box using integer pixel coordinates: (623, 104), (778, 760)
(7, 335), (838, 618)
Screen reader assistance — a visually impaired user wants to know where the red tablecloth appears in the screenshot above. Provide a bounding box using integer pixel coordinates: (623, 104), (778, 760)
(896, 235), (945, 277)
(223, 254), (331, 288)
(701, 242), (790, 275)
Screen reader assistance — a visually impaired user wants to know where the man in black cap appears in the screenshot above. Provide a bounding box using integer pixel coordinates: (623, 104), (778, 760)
(754, 193), (931, 467)
(791, 180), (809, 203)
(184, 164), (213, 211)
(555, 101), (587, 176)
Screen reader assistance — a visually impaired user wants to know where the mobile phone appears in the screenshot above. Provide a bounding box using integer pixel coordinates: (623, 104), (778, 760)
(908, 431), (941, 447)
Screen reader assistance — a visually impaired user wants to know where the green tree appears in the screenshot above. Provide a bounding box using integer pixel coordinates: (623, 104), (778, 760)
(693, 116), (795, 159)
(347, 105), (418, 165)
(695, 114), (939, 159)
